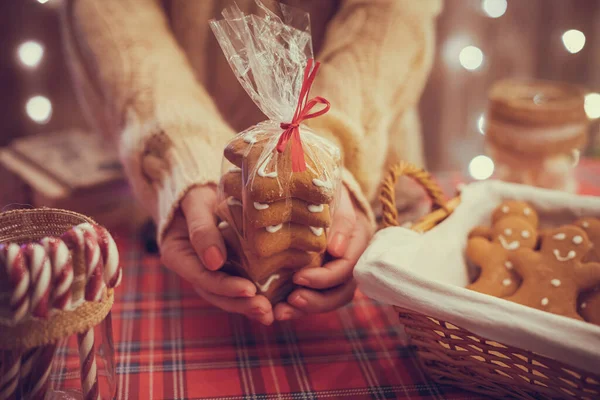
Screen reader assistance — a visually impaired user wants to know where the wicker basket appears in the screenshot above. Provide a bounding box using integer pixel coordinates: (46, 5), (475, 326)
(379, 162), (600, 400)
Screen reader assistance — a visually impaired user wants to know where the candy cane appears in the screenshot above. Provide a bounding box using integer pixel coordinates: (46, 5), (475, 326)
(77, 329), (99, 400)
(77, 223), (121, 288)
(25, 238), (76, 400)
(62, 226), (105, 302)
(0, 351), (21, 400)
(41, 237), (74, 310)
(0, 244), (30, 323)
(22, 243), (51, 318)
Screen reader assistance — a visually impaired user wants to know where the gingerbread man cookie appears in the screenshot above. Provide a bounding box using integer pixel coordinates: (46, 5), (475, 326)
(505, 225), (600, 320)
(491, 200), (539, 228)
(467, 216), (538, 297)
(469, 201), (539, 240)
(573, 217), (600, 262)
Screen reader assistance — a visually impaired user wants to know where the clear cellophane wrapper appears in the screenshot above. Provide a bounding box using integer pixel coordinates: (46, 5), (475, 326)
(210, 1), (342, 303)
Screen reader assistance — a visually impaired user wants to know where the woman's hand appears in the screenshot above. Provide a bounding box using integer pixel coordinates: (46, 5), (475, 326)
(273, 185), (374, 321)
(160, 185), (275, 325)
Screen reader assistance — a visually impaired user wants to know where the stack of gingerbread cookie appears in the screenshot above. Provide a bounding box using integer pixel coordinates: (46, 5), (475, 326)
(466, 200), (600, 325)
(217, 131), (340, 303)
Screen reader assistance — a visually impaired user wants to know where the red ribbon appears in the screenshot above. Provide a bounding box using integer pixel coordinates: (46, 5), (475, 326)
(276, 59), (330, 172)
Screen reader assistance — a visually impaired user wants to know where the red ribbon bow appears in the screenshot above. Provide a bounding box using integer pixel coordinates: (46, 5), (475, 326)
(276, 59), (330, 172)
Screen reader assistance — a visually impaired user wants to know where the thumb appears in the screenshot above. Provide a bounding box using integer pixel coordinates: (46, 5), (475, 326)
(181, 185), (227, 271)
(328, 186), (357, 258)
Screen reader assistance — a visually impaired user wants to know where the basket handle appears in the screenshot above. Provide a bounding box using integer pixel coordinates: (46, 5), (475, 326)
(380, 161), (449, 228)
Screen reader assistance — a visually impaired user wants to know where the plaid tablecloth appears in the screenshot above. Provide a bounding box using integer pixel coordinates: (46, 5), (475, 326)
(87, 161), (600, 399)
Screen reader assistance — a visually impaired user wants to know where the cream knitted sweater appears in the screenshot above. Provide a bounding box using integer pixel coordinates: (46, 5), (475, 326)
(62, 0), (442, 241)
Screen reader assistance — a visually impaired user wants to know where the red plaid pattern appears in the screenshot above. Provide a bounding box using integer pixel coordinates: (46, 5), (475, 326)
(49, 161), (600, 399)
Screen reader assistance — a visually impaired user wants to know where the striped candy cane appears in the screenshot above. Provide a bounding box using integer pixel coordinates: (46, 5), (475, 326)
(0, 352), (21, 400)
(41, 237), (74, 310)
(16, 244), (52, 398)
(22, 243), (51, 318)
(25, 238), (75, 400)
(0, 244), (31, 400)
(63, 226), (105, 400)
(77, 223), (121, 289)
(77, 329), (100, 400)
(0, 244), (30, 323)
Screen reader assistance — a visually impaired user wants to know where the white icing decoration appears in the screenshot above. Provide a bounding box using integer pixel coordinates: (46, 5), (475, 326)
(505, 261), (513, 270)
(553, 249), (576, 262)
(227, 197), (242, 207)
(244, 133), (257, 144)
(521, 230), (531, 239)
(253, 202), (269, 210)
(502, 278), (512, 287)
(256, 274), (280, 292)
(541, 297), (549, 306)
(218, 221), (229, 230)
(524, 208), (532, 216)
(229, 166), (242, 173)
(502, 206), (509, 213)
(308, 204), (324, 213)
(553, 233), (566, 240)
(504, 228), (512, 236)
(312, 178), (332, 189)
(550, 279), (561, 287)
(582, 302), (588, 309)
(309, 227), (324, 236)
(257, 154), (277, 178)
(583, 221), (590, 228)
(572, 235), (583, 245)
(266, 224), (283, 233)
(498, 235), (520, 250)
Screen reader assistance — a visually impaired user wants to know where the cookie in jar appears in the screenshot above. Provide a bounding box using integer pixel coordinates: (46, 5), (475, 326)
(484, 80), (589, 192)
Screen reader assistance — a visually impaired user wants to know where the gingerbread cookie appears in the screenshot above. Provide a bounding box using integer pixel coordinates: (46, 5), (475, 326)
(224, 133), (338, 204)
(505, 225), (600, 320)
(491, 200), (539, 228)
(574, 217), (600, 262)
(579, 287), (600, 325)
(220, 175), (331, 229)
(218, 221), (322, 302)
(247, 223), (327, 258)
(467, 216), (538, 297)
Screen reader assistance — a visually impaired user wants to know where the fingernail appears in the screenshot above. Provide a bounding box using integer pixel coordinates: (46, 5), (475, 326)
(330, 233), (348, 256)
(276, 312), (292, 321)
(250, 307), (267, 315)
(203, 246), (224, 270)
(240, 289), (255, 297)
(294, 277), (309, 286)
(291, 294), (307, 307)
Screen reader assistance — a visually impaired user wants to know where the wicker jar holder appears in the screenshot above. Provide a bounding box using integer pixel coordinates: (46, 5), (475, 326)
(379, 162), (600, 400)
(0, 208), (121, 400)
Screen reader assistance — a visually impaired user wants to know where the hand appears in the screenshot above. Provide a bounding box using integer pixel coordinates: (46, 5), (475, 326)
(160, 185), (275, 325)
(273, 185), (373, 321)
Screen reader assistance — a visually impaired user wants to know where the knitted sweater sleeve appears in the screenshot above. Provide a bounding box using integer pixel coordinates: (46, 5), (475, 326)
(308, 0), (443, 222)
(62, 0), (235, 242)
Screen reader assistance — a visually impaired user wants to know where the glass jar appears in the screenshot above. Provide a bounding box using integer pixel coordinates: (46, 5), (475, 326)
(485, 80), (589, 192)
(0, 208), (119, 400)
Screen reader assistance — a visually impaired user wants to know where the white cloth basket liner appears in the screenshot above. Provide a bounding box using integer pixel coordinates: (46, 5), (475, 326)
(354, 180), (600, 374)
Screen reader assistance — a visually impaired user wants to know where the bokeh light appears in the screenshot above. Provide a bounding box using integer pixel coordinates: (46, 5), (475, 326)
(459, 46), (484, 71)
(585, 93), (600, 119)
(17, 41), (44, 69)
(469, 155), (495, 180)
(26, 95), (52, 124)
(477, 114), (486, 135)
(482, 0), (507, 18)
(562, 29), (586, 54)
